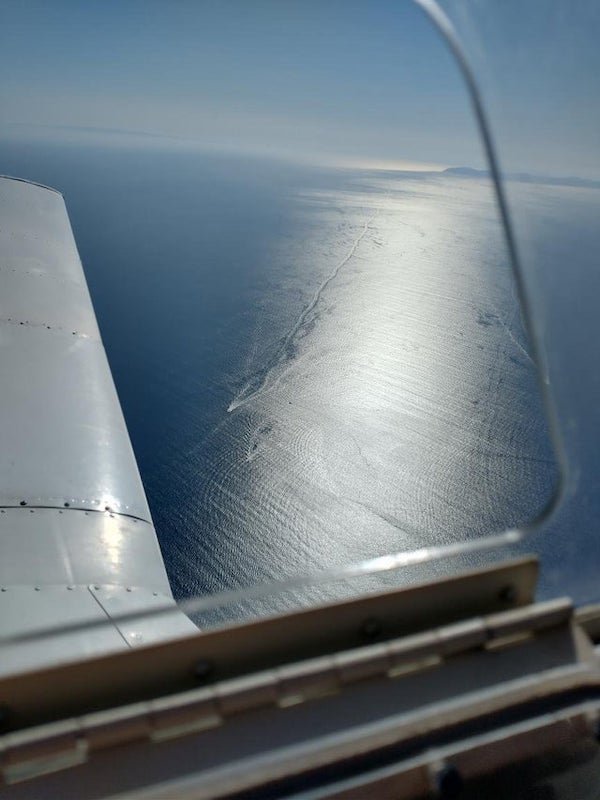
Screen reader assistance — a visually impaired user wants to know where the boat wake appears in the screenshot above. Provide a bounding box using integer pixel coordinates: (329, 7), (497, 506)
(489, 300), (534, 366)
(228, 215), (375, 412)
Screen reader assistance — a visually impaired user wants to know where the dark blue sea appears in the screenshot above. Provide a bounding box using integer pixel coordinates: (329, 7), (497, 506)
(4, 136), (588, 611)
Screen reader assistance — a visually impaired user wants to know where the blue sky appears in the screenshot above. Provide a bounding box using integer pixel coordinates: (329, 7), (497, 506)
(0, 1), (597, 176)
(0, 0), (485, 169)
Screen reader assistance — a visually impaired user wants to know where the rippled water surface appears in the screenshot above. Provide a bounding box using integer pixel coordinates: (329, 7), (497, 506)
(0, 141), (558, 602)
(184, 170), (556, 597)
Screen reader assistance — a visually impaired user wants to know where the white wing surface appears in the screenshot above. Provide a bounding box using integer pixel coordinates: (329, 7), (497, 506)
(0, 176), (195, 676)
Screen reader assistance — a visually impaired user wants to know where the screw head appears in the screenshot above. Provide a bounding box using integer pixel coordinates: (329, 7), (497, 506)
(360, 617), (382, 640)
(498, 585), (517, 604)
(435, 764), (463, 798)
(194, 660), (213, 682)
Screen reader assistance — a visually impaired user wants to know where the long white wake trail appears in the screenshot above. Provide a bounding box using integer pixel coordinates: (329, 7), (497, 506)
(490, 300), (535, 366)
(228, 215), (375, 412)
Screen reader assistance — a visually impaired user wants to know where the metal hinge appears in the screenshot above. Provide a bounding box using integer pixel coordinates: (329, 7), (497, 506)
(0, 596), (580, 785)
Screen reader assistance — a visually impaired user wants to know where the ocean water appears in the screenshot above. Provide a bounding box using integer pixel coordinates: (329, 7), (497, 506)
(0, 139), (558, 606)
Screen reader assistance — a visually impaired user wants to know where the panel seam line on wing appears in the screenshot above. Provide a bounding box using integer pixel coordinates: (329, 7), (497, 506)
(0, 505), (152, 525)
(86, 585), (133, 648)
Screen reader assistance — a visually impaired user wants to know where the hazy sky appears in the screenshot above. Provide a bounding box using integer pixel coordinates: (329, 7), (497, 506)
(0, 0), (486, 169)
(439, 0), (600, 180)
(0, 1), (597, 176)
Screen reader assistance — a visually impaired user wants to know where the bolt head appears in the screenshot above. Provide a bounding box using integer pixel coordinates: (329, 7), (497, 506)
(194, 660), (213, 682)
(499, 585), (517, 604)
(360, 617), (382, 640)
(436, 764), (463, 798)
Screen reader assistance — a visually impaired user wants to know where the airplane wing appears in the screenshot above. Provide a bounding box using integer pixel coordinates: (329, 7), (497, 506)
(0, 176), (196, 677)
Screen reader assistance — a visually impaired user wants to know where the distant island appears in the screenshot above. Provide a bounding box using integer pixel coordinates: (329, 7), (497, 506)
(444, 166), (488, 178)
(444, 165), (600, 190)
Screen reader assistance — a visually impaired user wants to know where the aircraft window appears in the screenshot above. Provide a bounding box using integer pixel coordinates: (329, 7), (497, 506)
(2, 0), (584, 632)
